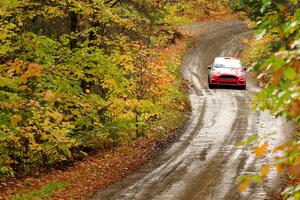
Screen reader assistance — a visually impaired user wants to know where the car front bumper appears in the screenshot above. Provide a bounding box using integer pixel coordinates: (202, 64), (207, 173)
(209, 75), (246, 86)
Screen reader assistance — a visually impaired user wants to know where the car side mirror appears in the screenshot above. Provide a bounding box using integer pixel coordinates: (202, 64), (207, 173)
(208, 65), (212, 70)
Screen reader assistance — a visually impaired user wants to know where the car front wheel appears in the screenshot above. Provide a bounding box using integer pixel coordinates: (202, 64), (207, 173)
(208, 77), (214, 89)
(239, 85), (246, 90)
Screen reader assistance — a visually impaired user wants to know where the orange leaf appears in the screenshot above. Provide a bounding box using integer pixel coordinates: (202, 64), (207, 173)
(273, 142), (295, 153)
(275, 163), (285, 173)
(20, 71), (30, 81)
(28, 63), (42, 77)
(239, 179), (252, 192)
(261, 164), (270, 177)
(289, 100), (300, 117)
(21, 63), (42, 81)
(253, 142), (268, 158)
(289, 164), (300, 178)
(271, 69), (283, 85)
(295, 156), (300, 165)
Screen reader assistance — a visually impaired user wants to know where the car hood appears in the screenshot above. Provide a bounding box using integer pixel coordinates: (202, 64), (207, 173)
(213, 68), (242, 75)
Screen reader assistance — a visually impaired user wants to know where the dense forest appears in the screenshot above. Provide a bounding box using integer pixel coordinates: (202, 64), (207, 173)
(3, 0), (300, 199)
(230, 0), (300, 198)
(0, 0), (199, 178)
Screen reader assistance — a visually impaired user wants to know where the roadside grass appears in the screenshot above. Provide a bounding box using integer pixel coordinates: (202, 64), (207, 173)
(11, 181), (70, 200)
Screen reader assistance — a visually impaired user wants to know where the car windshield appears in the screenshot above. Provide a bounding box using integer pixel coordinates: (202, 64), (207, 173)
(213, 61), (241, 69)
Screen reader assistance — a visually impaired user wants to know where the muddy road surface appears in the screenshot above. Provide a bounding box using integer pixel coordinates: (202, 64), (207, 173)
(92, 21), (292, 200)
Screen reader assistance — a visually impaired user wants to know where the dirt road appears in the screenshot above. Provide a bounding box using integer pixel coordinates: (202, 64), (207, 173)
(92, 21), (292, 200)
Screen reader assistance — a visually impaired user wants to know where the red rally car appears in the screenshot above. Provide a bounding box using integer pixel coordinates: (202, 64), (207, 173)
(208, 57), (246, 90)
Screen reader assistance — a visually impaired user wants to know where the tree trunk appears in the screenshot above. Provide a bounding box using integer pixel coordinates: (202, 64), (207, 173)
(69, 10), (78, 50)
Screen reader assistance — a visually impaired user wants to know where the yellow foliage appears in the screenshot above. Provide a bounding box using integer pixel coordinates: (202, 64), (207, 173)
(43, 90), (56, 102)
(0, 0), (191, 178)
(260, 164), (270, 177)
(10, 114), (22, 126)
(239, 179), (252, 192)
(46, 111), (63, 124)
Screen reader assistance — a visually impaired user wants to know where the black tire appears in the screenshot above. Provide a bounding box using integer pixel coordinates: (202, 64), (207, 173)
(240, 85), (246, 90)
(208, 77), (213, 89)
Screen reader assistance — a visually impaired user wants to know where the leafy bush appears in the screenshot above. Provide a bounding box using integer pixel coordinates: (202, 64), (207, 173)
(233, 0), (300, 198)
(229, 0), (264, 19)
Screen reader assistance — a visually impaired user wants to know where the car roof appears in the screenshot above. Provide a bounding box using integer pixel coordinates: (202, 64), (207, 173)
(213, 57), (242, 66)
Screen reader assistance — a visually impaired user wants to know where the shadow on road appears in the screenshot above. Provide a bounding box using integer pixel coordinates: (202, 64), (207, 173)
(209, 85), (246, 90)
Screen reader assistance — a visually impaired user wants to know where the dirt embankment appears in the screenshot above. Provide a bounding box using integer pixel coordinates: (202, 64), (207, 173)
(0, 125), (186, 200)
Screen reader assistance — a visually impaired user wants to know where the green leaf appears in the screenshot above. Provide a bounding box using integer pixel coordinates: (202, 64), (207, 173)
(284, 68), (297, 80)
(236, 135), (259, 147)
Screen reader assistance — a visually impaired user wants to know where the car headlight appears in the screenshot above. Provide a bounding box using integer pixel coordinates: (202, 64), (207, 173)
(211, 71), (219, 76)
(238, 72), (245, 77)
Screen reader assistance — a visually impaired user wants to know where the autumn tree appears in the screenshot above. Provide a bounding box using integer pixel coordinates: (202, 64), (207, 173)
(231, 0), (300, 198)
(0, 0), (192, 177)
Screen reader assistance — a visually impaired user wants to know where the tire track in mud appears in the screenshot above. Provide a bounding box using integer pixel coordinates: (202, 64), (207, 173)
(177, 93), (249, 200)
(93, 99), (208, 200)
(92, 21), (291, 200)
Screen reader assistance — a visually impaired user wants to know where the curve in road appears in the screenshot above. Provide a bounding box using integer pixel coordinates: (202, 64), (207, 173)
(92, 21), (292, 200)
